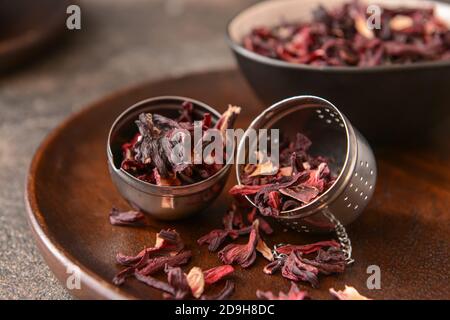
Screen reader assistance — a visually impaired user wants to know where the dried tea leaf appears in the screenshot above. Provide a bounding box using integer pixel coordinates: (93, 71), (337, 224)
(121, 101), (240, 186)
(201, 280), (235, 300)
(243, 1), (450, 66)
(389, 15), (414, 31)
(256, 238), (274, 261)
(197, 229), (231, 252)
(276, 240), (340, 255)
(165, 266), (192, 300)
(203, 265), (235, 285)
(281, 252), (319, 288)
(218, 220), (259, 268)
(263, 258), (285, 275)
(279, 185), (320, 204)
(329, 285), (371, 300)
(134, 272), (175, 295)
(138, 250), (191, 276)
(249, 161), (279, 177)
(257, 282), (309, 300)
(354, 15), (374, 39)
(186, 267), (205, 298)
(109, 207), (145, 226)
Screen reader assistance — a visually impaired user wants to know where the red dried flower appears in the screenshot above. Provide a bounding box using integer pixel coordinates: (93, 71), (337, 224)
(137, 250), (191, 276)
(109, 207), (145, 226)
(329, 285), (370, 300)
(203, 265), (235, 285)
(275, 240), (340, 255)
(281, 251), (319, 288)
(116, 229), (184, 266)
(197, 229), (233, 252)
(218, 220), (259, 268)
(243, 1), (450, 66)
(201, 280), (235, 300)
(164, 266), (192, 300)
(257, 282), (309, 300)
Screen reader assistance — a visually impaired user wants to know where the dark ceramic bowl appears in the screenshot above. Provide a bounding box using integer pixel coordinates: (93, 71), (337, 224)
(227, 0), (450, 144)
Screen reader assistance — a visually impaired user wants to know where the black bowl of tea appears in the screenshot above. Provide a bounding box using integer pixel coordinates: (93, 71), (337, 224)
(227, 0), (450, 144)
(107, 96), (240, 220)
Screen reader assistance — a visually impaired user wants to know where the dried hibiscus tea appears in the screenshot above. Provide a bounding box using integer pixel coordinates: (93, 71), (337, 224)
(120, 102), (240, 186)
(186, 267), (205, 298)
(243, 1), (450, 67)
(201, 280), (235, 300)
(329, 285), (370, 300)
(218, 220), (260, 268)
(203, 265), (235, 285)
(275, 240), (340, 256)
(112, 228), (190, 286)
(164, 266), (193, 300)
(257, 282), (309, 300)
(232, 132), (336, 217)
(109, 207), (145, 226)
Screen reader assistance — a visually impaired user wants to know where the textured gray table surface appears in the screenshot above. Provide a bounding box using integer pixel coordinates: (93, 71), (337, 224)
(0, 0), (257, 300)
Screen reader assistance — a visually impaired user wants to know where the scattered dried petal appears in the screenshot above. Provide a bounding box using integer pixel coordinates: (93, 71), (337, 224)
(218, 220), (259, 268)
(243, 1), (450, 66)
(281, 252), (319, 288)
(257, 282), (309, 300)
(186, 267), (205, 298)
(329, 285), (371, 300)
(256, 238), (274, 261)
(203, 265), (235, 285)
(201, 280), (235, 300)
(197, 229), (231, 252)
(134, 271), (175, 295)
(165, 266), (192, 300)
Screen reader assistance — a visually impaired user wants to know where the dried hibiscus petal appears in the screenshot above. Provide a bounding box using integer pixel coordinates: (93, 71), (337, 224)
(329, 285), (370, 300)
(120, 101), (240, 186)
(247, 208), (273, 235)
(275, 240), (340, 255)
(116, 229), (184, 266)
(281, 251), (319, 288)
(165, 266), (192, 300)
(109, 207), (144, 226)
(243, 1), (450, 66)
(197, 229), (232, 252)
(300, 247), (346, 275)
(186, 267), (205, 298)
(257, 282), (309, 300)
(134, 271), (175, 295)
(201, 280), (235, 300)
(137, 250), (191, 276)
(263, 257), (286, 275)
(203, 265), (235, 285)
(256, 238), (274, 262)
(218, 220), (259, 268)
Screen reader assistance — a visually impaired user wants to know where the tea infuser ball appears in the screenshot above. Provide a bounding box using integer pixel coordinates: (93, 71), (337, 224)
(236, 96), (377, 263)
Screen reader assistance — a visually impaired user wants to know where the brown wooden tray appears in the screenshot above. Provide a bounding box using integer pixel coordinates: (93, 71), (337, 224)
(25, 69), (450, 300)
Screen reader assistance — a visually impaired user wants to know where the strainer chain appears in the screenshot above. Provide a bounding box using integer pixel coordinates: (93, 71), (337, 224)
(323, 210), (355, 265)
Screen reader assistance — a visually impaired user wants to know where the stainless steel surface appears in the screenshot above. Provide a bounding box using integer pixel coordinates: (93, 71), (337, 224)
(107, 96), (231, 220)
(236, 96), (377, 233)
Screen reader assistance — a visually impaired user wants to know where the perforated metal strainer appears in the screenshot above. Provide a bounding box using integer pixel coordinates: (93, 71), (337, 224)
(236, 95), (377, 264)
